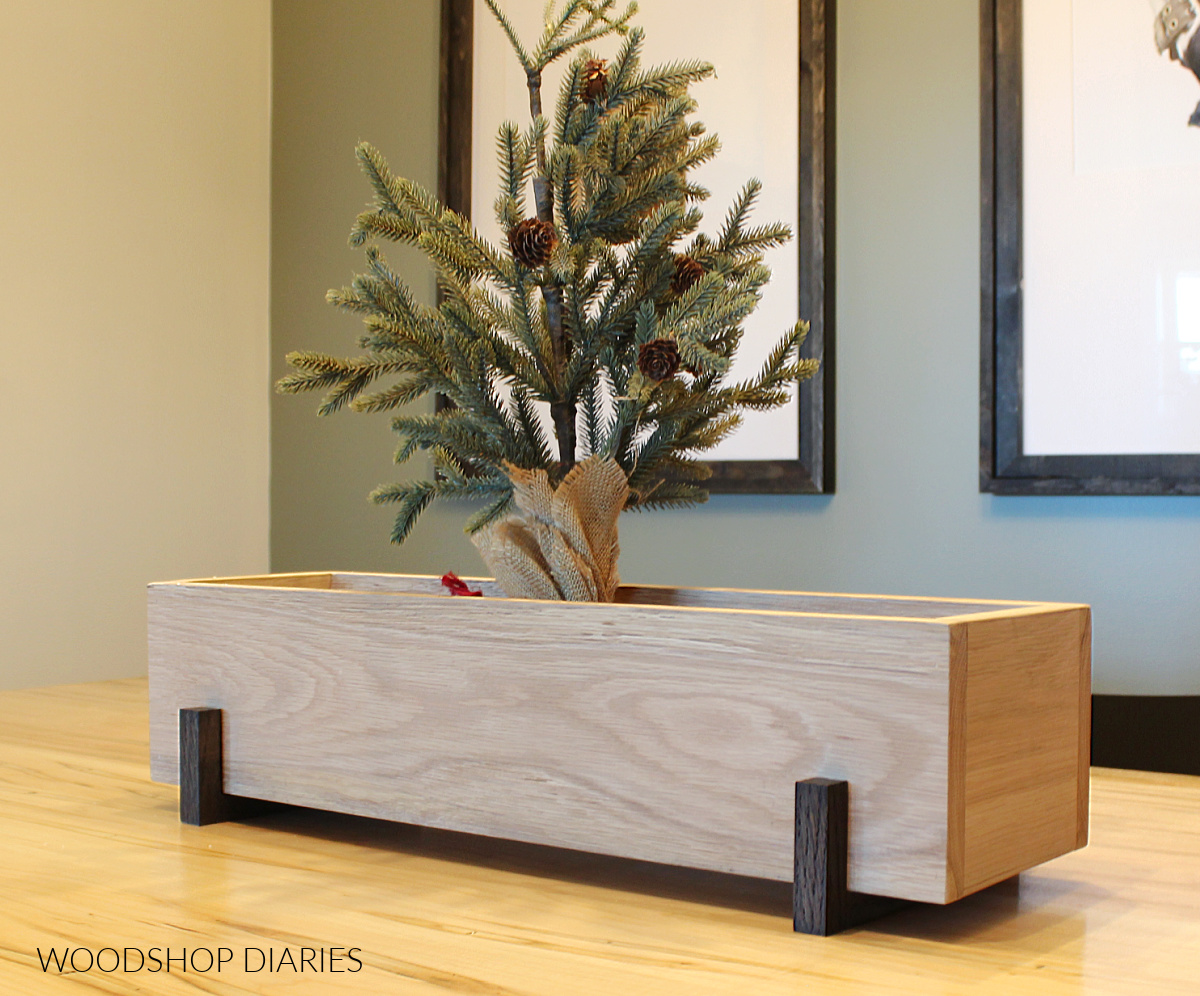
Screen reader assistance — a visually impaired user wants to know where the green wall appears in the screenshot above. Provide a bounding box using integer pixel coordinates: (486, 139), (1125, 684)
(271, 0), (1200, 695)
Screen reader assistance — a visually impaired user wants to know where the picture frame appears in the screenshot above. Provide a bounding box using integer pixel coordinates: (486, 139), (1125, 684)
(439, 0), (835, 494)
(981, 0), (1200, 495)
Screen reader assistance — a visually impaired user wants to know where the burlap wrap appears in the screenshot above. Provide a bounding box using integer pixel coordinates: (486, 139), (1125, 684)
(471, 456), (629, 602)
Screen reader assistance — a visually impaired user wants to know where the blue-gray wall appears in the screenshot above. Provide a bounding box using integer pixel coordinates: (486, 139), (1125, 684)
(272, 0), (1200, 695)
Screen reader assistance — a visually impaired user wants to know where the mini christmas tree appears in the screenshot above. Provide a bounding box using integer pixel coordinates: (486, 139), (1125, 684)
(278, 0), (819, 601)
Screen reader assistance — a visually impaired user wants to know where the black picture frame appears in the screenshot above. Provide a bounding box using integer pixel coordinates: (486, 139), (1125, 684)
(439, 0), (835, 495)
(980, 0), (1200, 496)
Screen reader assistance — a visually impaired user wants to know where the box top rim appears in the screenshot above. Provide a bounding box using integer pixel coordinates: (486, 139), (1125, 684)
(147, 572), (1089, 624)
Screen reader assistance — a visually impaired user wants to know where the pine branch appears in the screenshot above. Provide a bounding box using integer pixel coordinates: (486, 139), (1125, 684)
(276, 352), (358, 395)
(581, 372), (605, 455)
(532, 0), (638, 70)
(626, 480), (708, 510)
(496, 121), (526, 202)
(350, 378), (432, 414)
(370, 480), (437, 544)
(717, 180), (762, 251)
(631, 60), (715, 98)
(606, 26), (644, 95)
(465, 491), (515, 532)
(278, 352), (412, 415)
(509, 384), (555, 466)
(483, 0), (533, 72)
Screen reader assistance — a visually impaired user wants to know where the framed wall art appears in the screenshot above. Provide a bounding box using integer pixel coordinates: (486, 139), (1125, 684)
(982, 0), (1200, 494)
(440, 0), (835, 494)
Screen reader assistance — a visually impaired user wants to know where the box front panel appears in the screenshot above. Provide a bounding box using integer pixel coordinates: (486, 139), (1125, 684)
(149, 582), (955, 902)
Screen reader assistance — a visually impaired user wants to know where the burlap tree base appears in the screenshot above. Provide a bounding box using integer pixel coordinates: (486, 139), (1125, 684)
(472, 456), (629, 602)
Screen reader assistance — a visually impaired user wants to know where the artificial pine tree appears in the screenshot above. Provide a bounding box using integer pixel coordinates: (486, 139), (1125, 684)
(278, 0), (819, 601)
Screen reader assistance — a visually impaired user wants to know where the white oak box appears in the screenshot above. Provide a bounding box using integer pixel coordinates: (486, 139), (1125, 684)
(148, 572), (1091, 905)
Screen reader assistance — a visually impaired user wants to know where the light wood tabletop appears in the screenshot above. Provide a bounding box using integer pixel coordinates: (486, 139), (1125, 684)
(0, 678), (1197, 994)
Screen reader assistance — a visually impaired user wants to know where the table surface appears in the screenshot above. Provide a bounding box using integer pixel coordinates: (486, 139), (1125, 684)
(1, 678), (1197, 995)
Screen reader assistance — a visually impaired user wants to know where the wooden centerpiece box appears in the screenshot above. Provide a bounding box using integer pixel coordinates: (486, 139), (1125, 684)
(147, 572), (1090, 933)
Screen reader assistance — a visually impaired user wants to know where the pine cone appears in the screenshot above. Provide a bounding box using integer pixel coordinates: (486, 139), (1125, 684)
(671, 254), (705, 295)
(583, 59), (608, 102)
(508, 218), (557, 268)
(638, 338), (681, 382)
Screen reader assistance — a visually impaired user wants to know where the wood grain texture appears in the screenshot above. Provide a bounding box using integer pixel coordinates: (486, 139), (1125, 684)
(147, 573), (1089, 906)
(960, 607), (1091, 895)
(191, 572), (336, 589)
(178, 706), (224, 825)
(616, 585), (1040, 619)
(437, 0), (471, 217)
(1077, 611), (1092, 846)
(149, 578), (957, 902)
(946, 622), (969, 900)
(795, 0), (834, 495)
(794, 778), (849, 934)
(2, 681), (1197, 994)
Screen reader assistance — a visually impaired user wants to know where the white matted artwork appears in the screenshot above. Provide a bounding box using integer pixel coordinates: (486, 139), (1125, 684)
(441, 0), (834, 493)
(1024, 0), (1200, 455)
(982, 0), (1200, 493)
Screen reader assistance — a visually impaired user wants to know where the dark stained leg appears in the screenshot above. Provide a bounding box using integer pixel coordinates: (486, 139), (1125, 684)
(794, 778), (911, 935)
(179, 707), (280, 825)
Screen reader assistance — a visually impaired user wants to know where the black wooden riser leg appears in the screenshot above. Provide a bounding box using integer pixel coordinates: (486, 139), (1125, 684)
(794, 778), (910, 935)
(178, 707), (279, 825)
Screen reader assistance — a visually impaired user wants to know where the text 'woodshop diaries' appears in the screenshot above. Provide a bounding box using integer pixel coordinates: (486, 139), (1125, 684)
(36, 945), (364, 974)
